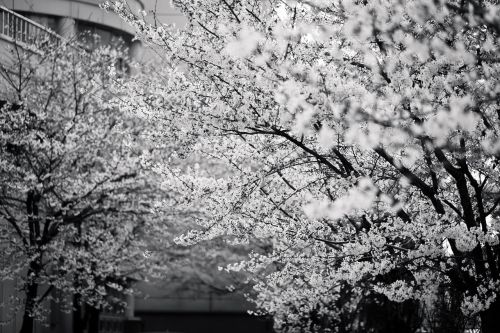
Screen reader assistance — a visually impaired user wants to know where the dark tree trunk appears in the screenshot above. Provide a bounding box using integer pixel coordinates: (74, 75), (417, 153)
(480, 297), (500, 333)
(19, 264), (39, 333)
(88, 305), (100, 333)
(20, 190), (42, 333)
(73, 295), (84, 333)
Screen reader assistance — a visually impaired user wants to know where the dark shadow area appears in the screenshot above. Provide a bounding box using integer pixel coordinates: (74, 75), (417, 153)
(136, 312), (274, 333)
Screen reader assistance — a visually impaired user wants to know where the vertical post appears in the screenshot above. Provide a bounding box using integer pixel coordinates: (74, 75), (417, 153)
(124, 292), (142, 333)
(125, 293), (135, 319)
(209, 291), (213, 312)
(1, 10), (4, 35)
(7, 12), (11, 38)
(129, 40), (143, 61)
(128, 40), (143, 74)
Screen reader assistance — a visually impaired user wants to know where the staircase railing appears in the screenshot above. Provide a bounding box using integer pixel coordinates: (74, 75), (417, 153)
(0, 6), (61, 47)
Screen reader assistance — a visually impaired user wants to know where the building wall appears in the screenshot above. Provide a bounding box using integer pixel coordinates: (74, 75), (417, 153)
(2, 0), (144, 61)
(133, 281), (274, 333)
(3, 0), (143, 36)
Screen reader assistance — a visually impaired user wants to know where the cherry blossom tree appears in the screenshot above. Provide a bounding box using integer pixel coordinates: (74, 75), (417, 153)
(108, 0), (500, 332)
(0, 41), (172, 333)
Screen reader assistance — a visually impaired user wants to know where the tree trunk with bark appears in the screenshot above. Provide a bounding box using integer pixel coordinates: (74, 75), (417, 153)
(19, 263), (40, 333)
(87, 305), (100, 333)
(20, 191), (41, 333)
(73, 294), (84, 333)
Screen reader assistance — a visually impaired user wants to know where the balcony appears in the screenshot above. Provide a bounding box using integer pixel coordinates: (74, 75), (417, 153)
(0, 6), (61, 51)
(6, 0), (143, 36)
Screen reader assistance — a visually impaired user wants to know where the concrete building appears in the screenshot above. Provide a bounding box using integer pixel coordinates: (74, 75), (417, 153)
(1, 0), (144, 56)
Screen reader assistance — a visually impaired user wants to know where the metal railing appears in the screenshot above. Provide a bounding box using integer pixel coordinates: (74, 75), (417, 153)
(99, 313), (125, 333)
(0, 6), (61, 48)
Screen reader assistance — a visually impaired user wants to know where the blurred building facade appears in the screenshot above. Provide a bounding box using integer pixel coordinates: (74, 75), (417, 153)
(1, 0), (143, 58)
(134, 281), (273, 333)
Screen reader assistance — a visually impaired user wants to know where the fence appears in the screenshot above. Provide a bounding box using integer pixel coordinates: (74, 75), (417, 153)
(0, 6), (61, 48)
(99, 314), (126, 333)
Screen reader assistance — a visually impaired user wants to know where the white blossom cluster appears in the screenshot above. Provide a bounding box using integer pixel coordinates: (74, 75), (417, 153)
(0, 41), (176, 325)
(107, 0), (500, 331)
